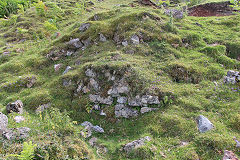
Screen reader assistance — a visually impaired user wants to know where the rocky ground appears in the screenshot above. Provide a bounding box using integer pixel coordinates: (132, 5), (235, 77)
(0, 0), (240, 159)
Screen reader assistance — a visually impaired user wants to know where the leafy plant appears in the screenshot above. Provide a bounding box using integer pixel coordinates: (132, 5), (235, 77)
(230, 0), (240, 10)
(34, 0), (47, 17)
(7, 141), (37, 160)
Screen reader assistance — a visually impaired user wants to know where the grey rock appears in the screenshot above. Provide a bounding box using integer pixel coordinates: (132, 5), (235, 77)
(82, 38), (91, 49)
(66, 50), (74, 56)
(115, 104), (138, 118)
(122, 40), (128, 47)
(92, 125), (104, 133)
(131, 35), (140, 45)
(99, 33), (107, 42)
(77, 83), (83, 93)
(62, 66), (72, 75)
(89, 137), (98, 147)
(6, 100), (23, 114)
(26, 76), (36, 88)
(224, 76), (236, 84)
(14, 116), (25, 123)
(98, 96), (113, 105)
(128, 95), (142, 107)
(165, 9), (183, 19)
(100, 110), (106, 116)
(82, 86), (90, 93)
(67, 38), (83, 49)
(0, 112), (8, 132)
(54, 64), (62, 72)
(123, 136), (151, 153)
(63, 79), (72, 87)
(81, 121), (94, 128)
(85, 68), (96, 77)
(108, 79), (130, 97)
(93, 104), (101, 111)
(117, 97), (128, 104)
(89, 94), (100, 103)
(79, 23), (90, 32)
(227, 70), (237, 77)
(89, 78), (99, 91)
(36, 103), (51, 113)
(140, 107), (158, 114)
(222, 150), (238, 160)
(141, 95), (160, 105)
(196, 115), (214, 133)
(3, 127), (31, 140)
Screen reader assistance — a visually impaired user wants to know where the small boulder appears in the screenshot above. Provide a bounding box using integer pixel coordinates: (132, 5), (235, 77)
(85, 68), (96, 77)
(117, 97), (128, 104)
(0, 112), (8, 132)
(122, 40), (128, 47)
(14, 116), (25, 123)
(67, 38), (83, 49)
(196, 115), (214, 133)
(62, 66), (72, 75)
(89, 78), (99, 91)
(99, 33), (107, 42)
(79, 23), (90, 32)
(131, 35), (140, 45)
(6, 100), (23, 114)
(54, 64), (62, 72)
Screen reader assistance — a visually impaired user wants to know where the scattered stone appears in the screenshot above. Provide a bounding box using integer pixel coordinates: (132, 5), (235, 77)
(81, 121), (94, 128)
(6, 100), (23, 114)
(89, 78), (99, 91)
(54, 64), (62, 72)
(115, 104), (138, 118)
(81, 121), (104, 134)
(82, 86), (90, 93)
(123, 136), (151, 153)
(82, 38), (91, 49)
(99, 33), (107, 42)
(0, 112), (8, 132)
(165, 9), (184, 19)
(117, 97), (128, 104)
(92, 125), (104, 133)
(100, 110), (106, 116)
(79, 23), (90, 32)
(196, 115), (214, 133)
(3, 127), (31, 140)
(131, 35), (140, 45)
(77, 83), (83, 93)
(67, 38), (83, 49)
(62, 66), (72, 75)
(36, 103), (51, 113)
(140, 107), (158, 114)
(89, 94), (100, 103)
(26, 76), (36, 88)
(223, 150), (239, 160)
(85, 68), (96, 77)
(63, 79), (72, 87)
(14, 116), (25, 123)
(122, 40), (128, 47)
(224, 70), (239, 85)
(108, 79), (130, 97)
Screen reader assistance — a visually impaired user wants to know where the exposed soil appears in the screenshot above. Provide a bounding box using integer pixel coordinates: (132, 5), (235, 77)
(188, 1), (235, 17)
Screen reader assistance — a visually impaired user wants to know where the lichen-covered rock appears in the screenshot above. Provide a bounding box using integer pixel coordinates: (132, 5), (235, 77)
(0, 112), (8, 132)
(6, 100), (23, 114)
(108, 79), (130, 97)
(3, 127), (31, 140)
(141, 95), (160, 105)
(79, 23), (90, 32)
(92, 125), (104, 133)
(196, 115), (214, 133)
(81, 121), (104, 134)
(140, 107), (158, 114)
(99, 33), (107, 42)
(115, 104), (138, 118)
(67, 38), (83, 49)
(128, 95), (142, 106)
(117, 97), (128, 104)
(85, 68), (96, 77)
(14, 116), (25, 123)
(131, 35), (140, 45)
(123, 136), (151, 153)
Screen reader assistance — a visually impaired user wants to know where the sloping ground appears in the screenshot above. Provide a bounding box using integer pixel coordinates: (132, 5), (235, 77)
(0, 0), (240, 159)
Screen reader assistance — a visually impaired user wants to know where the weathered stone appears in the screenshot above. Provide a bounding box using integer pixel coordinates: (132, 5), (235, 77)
(89, 137), (98, 147)
(79, 23), (90, 32)
(140, 107), (158, 114)
(14, 116), (25, 123)
(54, 64), (62, 72)
(89, 78), (99, 91)
(82, 86), (90, 93)
(62, 66), (72, 75)
(92, 125), (104, 133)
(81, 121), (94, 128)
(89, 94), (100, 103)
(63, 79), (72, 87)
(122, 40), (128, 47)
(3, 127), (31, 140)
(66, 50), (74, 56)
(82, 38), (91, 50)
(77, 83), (83, 93)
(67, 38), (83, 49)
(141, 95), (160, 105)
(99, 33), (107, 42)
(196, 115), (214, 133)
(6, 100), (23, 114)
(227, 70), (237, 77)
(98, 96), (113, 105)
(81, 121), (104, 133)
(117, 97), (128, 104)
(85, 68), (96, 77)
(0, 112), (8, 132)
(123, 136), (151, 153)
(165, 9), (184, 19)
(26, 76), (36, 88)
(100, 110), (106, 116)
(223, 150), (239, 160)
(224, 76), (236, 84)
(36, 103), (51, 113)
(115, 104), (138, 118)
(128, 95), (142, 106)
(131, 35), (140, 45)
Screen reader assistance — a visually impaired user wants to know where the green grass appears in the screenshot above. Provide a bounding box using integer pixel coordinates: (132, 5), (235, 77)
(0, 0), (240, 159)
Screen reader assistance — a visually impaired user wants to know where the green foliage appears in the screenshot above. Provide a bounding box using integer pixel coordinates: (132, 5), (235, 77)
(8, 141), (37, 160)
(34, 0), (46, 17)
(230, 0), (240, 10)
(44, 19), (57, 32)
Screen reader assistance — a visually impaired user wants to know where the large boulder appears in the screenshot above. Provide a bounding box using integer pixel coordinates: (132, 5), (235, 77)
(6, 100), (23, 114)
(196, 115), (214, 133)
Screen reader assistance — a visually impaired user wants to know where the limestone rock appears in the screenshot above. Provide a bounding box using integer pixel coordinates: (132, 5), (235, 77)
(0, 112), (8, 132)
(92, 125), (104, 133)
(85, 68), (96, 77)
(165, 9), (184, 19)
(89, 78), (99, 91)
(128, 95), (142, 107)
(54, 64), (62, 72)
(123, 136), (151, 153)
(81, 121), (104, 134)
(100, 110), (106, 116)
(117, 97), (128, 104)
(122, 40), (128, 47)
(196, 115), (214, 133)
(223, 150), (238, 160)
(89, 94), (113, 105)
(14, 116), (25, 123)
(62, 66), (72, 75)
(224, 70), (239, 84)
(99, 33), (107, 42)
(6, 100), (23, 114)
(115, 104), (138, 118)
(79, 23), (90, 32)
(140, 107), (158, 114)
(67, 38), (83, 49)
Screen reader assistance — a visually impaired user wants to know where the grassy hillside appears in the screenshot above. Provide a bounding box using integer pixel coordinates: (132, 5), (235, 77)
(0, 0), (240, 159)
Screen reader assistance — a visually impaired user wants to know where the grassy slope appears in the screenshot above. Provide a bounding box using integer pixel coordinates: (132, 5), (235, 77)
(0, 0), (240, 159)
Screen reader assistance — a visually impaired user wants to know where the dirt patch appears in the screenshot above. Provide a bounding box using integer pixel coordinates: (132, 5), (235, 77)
(188, 1), (235, 17)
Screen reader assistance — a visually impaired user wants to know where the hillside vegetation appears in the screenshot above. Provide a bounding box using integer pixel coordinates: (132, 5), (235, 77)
(0, 0), (240, 159)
